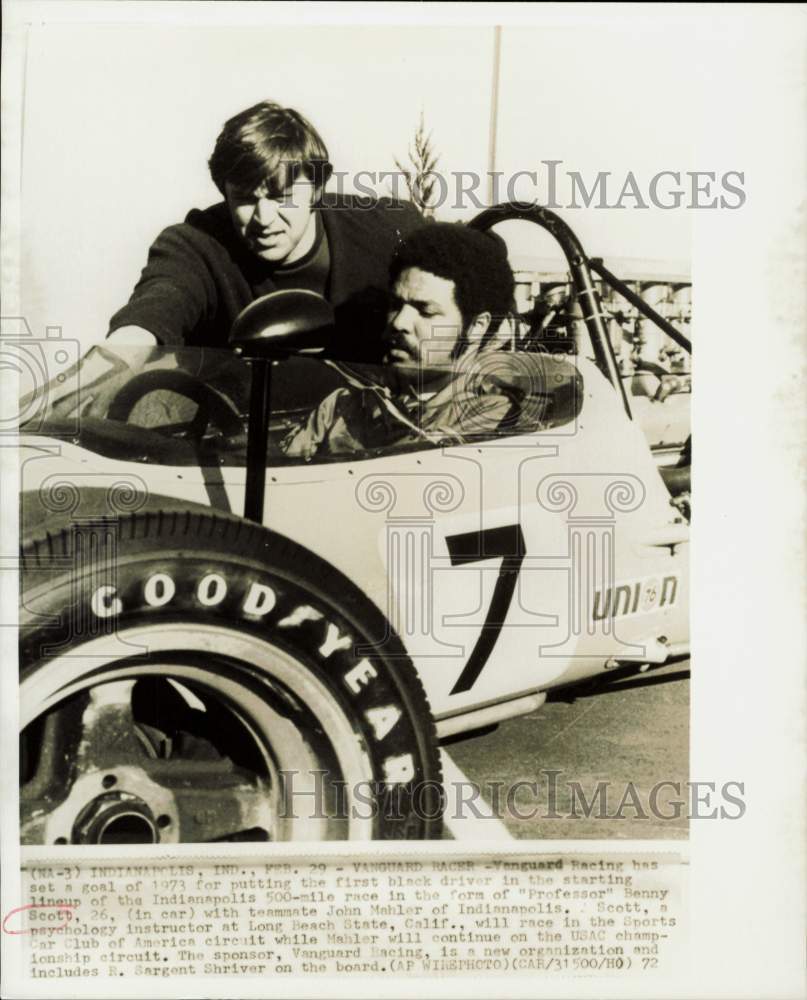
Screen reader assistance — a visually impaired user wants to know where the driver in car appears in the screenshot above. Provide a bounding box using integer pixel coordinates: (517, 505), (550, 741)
(106, 100), (421, 360)
(281, 222), (530, 458)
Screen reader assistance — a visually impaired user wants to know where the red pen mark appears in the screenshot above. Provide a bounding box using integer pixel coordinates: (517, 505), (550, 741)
(2, 903), (76, 935)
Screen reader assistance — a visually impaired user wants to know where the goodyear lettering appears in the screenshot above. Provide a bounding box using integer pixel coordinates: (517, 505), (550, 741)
(90, 584), (122, 619)
(365, 704), (402, 741)
(144, 573), (175, 607)
(80, 567), (422, 820)
(344, 659), (377, 694)
(88, 573), (369, 688)
(278, 604), (322, 627)
(86, 569), (394, 713)
(593, 574), (679, 621)
(383, 753), (415, 784)
(242, 581), (276, 616)
(319, 622), (352, 658)
(196, 573), (227, 606)
(89, 571), (280, 621)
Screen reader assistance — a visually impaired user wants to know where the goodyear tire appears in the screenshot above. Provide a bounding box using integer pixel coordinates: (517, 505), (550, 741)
(20, 511), (443, 844)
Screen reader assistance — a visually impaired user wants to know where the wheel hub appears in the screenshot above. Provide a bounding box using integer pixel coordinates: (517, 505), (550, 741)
(72, 791), (159, 845)
(33, 766), (181, 846)
(21, 627), (383, 842)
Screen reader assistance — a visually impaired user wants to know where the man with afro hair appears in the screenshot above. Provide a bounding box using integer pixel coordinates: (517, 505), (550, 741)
(283, 222), (531, 458)
(382, 222), (516, 367)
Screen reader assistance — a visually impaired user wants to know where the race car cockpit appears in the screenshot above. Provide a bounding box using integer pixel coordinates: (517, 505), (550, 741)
(21, 341), (584, 468)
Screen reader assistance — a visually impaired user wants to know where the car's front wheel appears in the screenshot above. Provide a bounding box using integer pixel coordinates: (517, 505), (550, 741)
(20, 511), (443, 843)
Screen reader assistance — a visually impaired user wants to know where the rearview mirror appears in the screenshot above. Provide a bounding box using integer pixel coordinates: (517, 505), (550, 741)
(231, 290), (336, 524)
(229, 289), (335, 358)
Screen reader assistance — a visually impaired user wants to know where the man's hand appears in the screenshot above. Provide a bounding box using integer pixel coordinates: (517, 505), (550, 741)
(281, 388), (350, 459)
(28, 338), (165, 427)
(107, 325), (158, 346)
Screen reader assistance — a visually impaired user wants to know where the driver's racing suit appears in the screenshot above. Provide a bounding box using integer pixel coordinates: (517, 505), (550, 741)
(281, 353), (538, 460)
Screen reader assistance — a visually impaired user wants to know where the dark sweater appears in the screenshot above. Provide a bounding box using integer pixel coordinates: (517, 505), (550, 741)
(109, 195), (422, 360)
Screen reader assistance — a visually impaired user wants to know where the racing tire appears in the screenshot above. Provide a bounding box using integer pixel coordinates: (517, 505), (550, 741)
(20, 511), (443, 844)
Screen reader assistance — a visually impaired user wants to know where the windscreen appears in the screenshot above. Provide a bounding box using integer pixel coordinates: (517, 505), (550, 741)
(20, 344), (583, 466)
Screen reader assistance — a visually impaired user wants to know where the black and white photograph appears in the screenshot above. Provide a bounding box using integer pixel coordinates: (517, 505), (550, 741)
(14, 10), (698, 846)
(2, 2), (804, 996)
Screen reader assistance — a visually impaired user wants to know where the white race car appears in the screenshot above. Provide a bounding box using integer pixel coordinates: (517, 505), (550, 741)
(16, 203), (690, 845)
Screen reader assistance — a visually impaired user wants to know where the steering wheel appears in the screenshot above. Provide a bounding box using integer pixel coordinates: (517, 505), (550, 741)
(107, 369), (244, 441)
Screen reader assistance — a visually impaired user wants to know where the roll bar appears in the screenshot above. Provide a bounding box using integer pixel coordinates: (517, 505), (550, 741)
(588, 257), (692, 354)
(470, 202), (688, 420)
